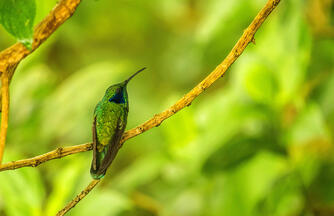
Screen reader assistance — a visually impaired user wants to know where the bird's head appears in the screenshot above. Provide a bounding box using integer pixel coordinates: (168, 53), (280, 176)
(103, 67), (146, 107)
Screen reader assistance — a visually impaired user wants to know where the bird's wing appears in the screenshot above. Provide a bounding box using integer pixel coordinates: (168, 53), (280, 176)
(96, 116), (125, 175)
(91, 116), (98, 171)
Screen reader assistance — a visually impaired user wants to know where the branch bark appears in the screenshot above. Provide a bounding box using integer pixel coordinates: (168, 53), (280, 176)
(0, 0), (81, 165)
(0, 143), (92, 171)
(0, 0), (82, 111)
(0, 73), (10, 164)
(0, 0), (281, 172)
(54, 0), (282, 215)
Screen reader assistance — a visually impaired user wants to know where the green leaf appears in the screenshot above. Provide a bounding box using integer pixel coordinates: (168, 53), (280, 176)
(0, 0), (36, 49)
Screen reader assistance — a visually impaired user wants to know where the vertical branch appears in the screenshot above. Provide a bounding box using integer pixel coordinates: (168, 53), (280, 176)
(0, 72), (10, 164)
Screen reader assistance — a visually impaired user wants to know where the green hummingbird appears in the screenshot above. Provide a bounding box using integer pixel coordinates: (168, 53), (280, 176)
(90, 67), (145, 179)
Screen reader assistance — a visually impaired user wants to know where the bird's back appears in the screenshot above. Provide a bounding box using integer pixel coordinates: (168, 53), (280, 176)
(90, 100), (128, 179)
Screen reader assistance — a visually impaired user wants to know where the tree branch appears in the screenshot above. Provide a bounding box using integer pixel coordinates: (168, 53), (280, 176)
(0, 72), (10, 164)
(54, 0), (282, 215)
(0, 0), (82, 111)
(0, 143), (92, 171)
(0, 0), (281, 172)
(56, 179), (100, 216)
(0, 0), (81, 165)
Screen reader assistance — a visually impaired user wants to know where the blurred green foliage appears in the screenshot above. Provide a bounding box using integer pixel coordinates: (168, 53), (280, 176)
(1, 0), (334, 215)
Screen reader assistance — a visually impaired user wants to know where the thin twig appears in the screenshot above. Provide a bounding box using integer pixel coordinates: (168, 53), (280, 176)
(0, 143), (92, 171)
(0, 0), (82, 111)
(56, 179), (100, 216)
(55, 0), (282, 215)
(0, 73), (10, 164)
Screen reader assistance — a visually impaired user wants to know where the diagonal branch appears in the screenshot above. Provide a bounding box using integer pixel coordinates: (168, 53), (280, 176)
(0, 0), (82, 111)
(0, 0), (281, 173)
(54, 0), (282, 215)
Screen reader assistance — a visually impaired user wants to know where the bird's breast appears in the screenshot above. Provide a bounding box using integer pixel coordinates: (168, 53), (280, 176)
(95, 103), (128, 148)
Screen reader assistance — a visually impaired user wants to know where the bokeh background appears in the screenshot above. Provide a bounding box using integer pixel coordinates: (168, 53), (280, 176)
(0, 0), (334, 215)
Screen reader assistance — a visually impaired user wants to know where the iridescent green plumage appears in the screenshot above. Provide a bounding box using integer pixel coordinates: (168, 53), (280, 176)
(90, 68), (145, 179)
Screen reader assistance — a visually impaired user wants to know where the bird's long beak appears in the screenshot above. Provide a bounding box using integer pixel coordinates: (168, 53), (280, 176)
(123, 67), (146, 85)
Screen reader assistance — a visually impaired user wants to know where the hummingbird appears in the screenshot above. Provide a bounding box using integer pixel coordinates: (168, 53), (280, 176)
(90, 67), (145, 179)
